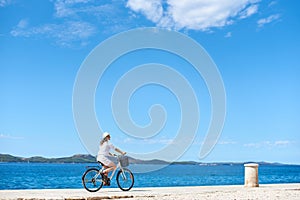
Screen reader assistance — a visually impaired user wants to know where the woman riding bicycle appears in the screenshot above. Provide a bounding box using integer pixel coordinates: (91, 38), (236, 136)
(97, 132), (126, 184)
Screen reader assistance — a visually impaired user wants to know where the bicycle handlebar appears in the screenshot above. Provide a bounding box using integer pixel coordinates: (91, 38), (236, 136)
(111, 152), (126, 157)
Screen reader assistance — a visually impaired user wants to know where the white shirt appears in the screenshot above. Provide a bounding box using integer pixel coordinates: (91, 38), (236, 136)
(97, 141), (115, 157)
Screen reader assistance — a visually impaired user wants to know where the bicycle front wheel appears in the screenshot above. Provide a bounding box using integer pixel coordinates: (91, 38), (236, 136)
(116, 168), (134, 191)
(82, 168), (103, 192)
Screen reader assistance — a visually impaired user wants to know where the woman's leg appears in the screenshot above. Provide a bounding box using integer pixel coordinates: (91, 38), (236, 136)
(103, 166), (109, 176)
(103, 162), (116, 175)
(98, 156), (116, 178)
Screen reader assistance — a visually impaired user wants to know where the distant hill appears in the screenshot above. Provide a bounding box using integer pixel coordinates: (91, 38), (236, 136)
(0, 153), (289, 166)
(0, 154), (24, 162)
(0, 153), (171, 164)
(0, 154), (96, 163)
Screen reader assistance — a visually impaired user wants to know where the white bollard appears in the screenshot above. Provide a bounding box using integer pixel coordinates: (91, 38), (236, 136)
(244, 163), (259, 187)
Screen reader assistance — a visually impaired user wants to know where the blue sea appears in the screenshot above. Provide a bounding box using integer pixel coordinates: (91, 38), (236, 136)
(0, 163), (299, 190)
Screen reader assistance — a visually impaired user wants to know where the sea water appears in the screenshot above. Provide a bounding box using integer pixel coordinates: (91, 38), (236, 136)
(0, 163), (299, 190)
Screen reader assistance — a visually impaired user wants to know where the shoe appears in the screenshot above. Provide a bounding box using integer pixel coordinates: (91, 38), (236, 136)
(106, 178), (111, 186)
(101, 173), (109, 186)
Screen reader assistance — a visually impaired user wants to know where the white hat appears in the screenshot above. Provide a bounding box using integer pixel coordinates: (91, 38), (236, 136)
(102, 132), (110, 139)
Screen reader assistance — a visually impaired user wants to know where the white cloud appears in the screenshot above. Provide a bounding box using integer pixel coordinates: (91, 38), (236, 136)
(127, 0), (261, 30)
(274, 140), (292, 146)
(54, 0), (76, 17)
(10, 1), (130, 47)
(0, 0), (11, 7)
(16, 19), (29, 29)
(218, 140), (236, 145)
(268, 1), (277, 7)
(126, 0), (163, 23)
(225, 32), (232, 38)
(54, 0), (101, 18)
(239, 4), (259, 19)
(11, 20), (96, 47)
(53, 0), (125, 21)
(122, 137), (173, 145)
(244, 140), (293, 148)
(244, 142), (260, 148)
(0, 134), (24, 140)
(257, 14), (280, 27)
(8, 0), (276, 47)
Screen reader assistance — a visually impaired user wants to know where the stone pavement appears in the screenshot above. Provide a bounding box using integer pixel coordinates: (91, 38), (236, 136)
(0, 184), (299, 200)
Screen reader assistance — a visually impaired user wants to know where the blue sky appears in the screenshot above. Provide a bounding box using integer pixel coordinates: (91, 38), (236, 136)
(1, 0), (299, 164)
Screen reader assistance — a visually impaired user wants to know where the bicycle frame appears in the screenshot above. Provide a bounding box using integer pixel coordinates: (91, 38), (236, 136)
(106, 161), (121, 180)
(96, 156), (127, 181)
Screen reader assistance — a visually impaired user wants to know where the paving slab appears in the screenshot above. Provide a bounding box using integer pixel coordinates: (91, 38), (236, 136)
(0, 184), (299, 200)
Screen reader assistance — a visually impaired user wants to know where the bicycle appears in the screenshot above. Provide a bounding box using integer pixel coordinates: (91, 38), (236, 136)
(82, 154), (134, 192)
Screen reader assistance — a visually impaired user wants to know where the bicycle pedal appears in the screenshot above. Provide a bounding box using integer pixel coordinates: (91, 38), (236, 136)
(103, 182), (110, 186)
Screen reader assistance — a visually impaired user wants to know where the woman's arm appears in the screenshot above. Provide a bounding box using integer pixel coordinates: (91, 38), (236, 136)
(115, 148), (126, 155)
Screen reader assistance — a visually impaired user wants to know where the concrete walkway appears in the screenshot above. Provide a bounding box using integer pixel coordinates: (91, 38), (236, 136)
(0, 184), (299, 200)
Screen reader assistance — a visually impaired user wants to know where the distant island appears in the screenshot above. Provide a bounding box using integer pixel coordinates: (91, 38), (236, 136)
(0, 153), (289, 166)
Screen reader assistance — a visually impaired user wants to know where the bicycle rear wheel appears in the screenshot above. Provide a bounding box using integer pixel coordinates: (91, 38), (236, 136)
(116, 168), (134, 191)
(82, 168), (103, 192)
